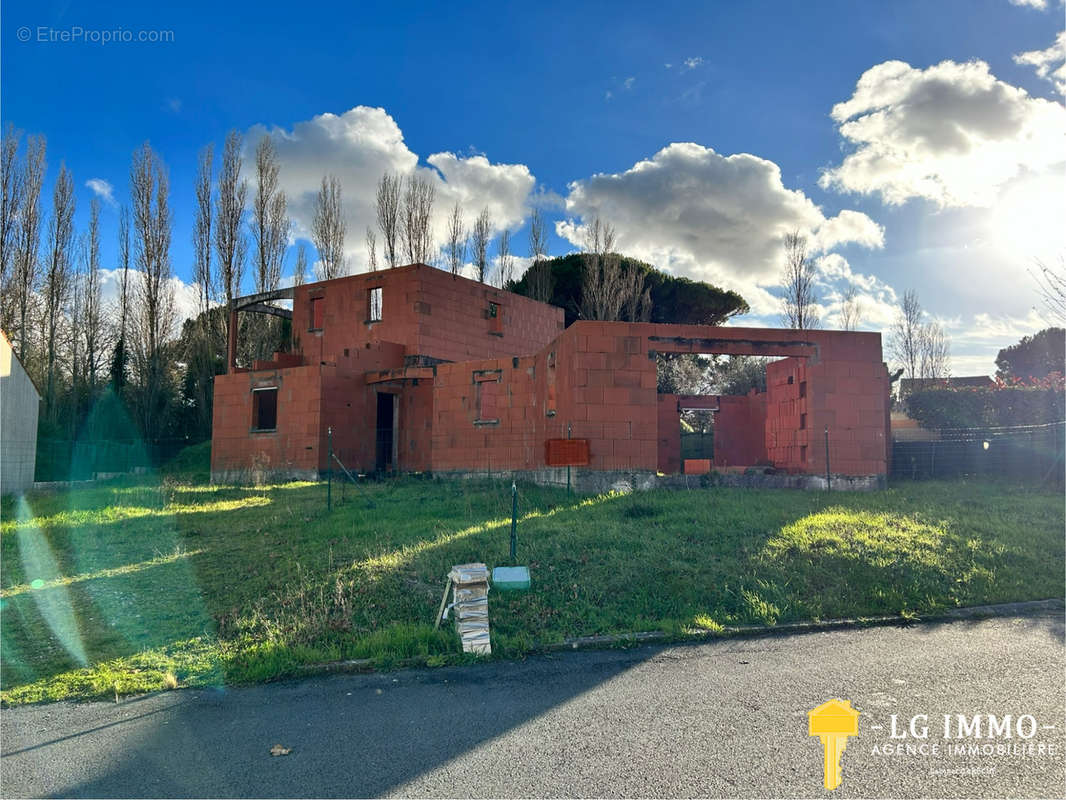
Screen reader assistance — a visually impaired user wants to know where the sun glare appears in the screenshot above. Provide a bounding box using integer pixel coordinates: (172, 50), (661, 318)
(988, 172), (1066, 264)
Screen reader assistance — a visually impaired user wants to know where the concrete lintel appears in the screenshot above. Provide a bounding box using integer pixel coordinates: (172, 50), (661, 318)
(647, 336), (819, 361)
(365, 366), (436, 385)
(232, 287), (295, 309)
(240, 302), (293, 320)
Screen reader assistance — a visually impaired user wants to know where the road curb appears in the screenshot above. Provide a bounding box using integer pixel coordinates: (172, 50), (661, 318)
(548, 598), (1065, 651)
(299, 598), (1064, 675)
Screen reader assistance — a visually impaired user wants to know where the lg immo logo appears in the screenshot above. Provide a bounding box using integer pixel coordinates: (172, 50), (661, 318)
(807, 699), (1059, 791)
(808, 699), (859, 790)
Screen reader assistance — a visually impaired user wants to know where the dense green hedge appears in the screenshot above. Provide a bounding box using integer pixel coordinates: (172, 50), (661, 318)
(906, 380), (1065, 429)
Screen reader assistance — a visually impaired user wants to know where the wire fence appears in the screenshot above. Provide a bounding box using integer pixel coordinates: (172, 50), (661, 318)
(34, 437), (194, 482)
(890, 421), (1065, 486)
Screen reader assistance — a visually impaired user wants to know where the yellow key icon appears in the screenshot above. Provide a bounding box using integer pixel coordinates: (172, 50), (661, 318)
(808, 699), (859, 790)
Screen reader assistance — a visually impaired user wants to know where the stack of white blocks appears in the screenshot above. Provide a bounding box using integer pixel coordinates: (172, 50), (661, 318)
(449, 563), (491, 655)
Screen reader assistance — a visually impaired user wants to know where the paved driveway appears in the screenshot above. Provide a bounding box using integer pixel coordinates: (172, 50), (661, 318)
(2, 613), (1063, 798)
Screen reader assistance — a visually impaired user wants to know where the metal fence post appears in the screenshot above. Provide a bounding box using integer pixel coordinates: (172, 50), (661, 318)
(824, 425), (831, 491)
(566, 421), (572, 495)
(327, 426), (333, 512)
(510, 480), (518, 562)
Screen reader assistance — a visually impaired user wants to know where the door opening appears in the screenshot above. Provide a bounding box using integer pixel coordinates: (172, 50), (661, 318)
(376, 392), (395, 473)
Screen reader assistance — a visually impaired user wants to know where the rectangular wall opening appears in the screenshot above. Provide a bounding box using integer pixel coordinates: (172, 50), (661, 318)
(375, 392), (395, 472)
(368, 287), (383, 322)
(252, 387), (278, 431)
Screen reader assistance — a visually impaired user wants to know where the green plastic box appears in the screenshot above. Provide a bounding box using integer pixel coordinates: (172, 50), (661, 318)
(492, 566), (531, 591)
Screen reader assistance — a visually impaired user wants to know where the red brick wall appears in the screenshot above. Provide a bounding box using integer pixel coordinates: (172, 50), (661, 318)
(211, 365), (323, 477)
(714, 393), (768, 467)
(215, 312), (889, 481)
(289, 264), (564, 366)
(657, 395), (681, 474)
(212, 340), (408, 477)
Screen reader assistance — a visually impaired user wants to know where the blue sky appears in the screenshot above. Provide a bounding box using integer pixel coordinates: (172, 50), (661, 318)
(3, 0), (1064, 374)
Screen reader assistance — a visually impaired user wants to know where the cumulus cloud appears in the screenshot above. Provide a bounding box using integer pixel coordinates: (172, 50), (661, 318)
(247, 106), (536, 275)
(820, 59), (1066, 207)
(815, 254), (900, 329)
(1008, 0), (1047, 9)
(682, 56), (704, 71)
(555, 142), (884, 304)
(85, 178), (115, 206)
(97, 268), (202, 331)
(1014, 31), (1066, 94)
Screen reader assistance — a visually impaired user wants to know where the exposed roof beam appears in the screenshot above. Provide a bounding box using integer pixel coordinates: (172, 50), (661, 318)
(232, 286), (295, 309)
(240, 302), (292, 320)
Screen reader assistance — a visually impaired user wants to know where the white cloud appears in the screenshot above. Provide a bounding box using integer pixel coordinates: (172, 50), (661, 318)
(815, 254), (900, 329)
(682, 56), (704, 71)
(1014, 31), (1066, 94)
(248, 106), (537, 275)
(623, 77), (636, 90)
(820, 59), (1066, 207)
(85, 178), (115, 206)
(97, 268), (202, 331)
(555, 142), (884, 307)
(1008, 0), (1047, 9)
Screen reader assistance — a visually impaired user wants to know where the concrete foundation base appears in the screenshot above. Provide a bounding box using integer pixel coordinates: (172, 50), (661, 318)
(437, 468), (886, 492)
(211, 468), (320, 485)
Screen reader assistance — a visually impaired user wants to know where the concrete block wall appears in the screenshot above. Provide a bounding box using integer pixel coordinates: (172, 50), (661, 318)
(713, 393), (769, 468)
(213, 308), (890, 482)
(289, 264), (564, 366)
(211, 364), (323, 479)
(431, 353), (546, 473)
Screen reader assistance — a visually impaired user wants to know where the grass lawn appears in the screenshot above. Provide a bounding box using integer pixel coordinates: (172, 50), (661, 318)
(2, 457), (1063, 704)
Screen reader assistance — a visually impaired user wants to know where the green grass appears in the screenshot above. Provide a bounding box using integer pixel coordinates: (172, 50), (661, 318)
(2, 471), (1062, 705)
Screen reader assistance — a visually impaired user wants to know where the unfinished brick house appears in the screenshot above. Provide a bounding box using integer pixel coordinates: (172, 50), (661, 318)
(211, 263), (891, 488)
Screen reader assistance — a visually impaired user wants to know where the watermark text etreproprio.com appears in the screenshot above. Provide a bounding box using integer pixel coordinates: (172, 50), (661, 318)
(16, 26), (175, 45)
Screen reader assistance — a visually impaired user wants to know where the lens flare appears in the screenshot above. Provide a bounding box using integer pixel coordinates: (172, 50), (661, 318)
(15, 495), (88, 666)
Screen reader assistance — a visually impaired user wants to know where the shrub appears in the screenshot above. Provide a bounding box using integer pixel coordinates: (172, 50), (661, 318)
(906, 376), (1065, 429)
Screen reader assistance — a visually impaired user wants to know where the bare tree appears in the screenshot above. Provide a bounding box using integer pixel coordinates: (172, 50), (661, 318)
(81, 197), (105, 392)
(68, 237), (84, 433)
(375, 173), (401, 268)
(445, 202), (466, 276)
(497, 228), (515, 288)
(13, 135), (45, 359)
(252, 135), (288, 293)
(110, 205), (132, 390)
(293, 242), (308, 286)
(780, 230), (819, 329)
(580, 217), (624, 320)
(43, 164), (76, 420)
(1032, 256), (1066, 325)
(1, 124), (22, 331)
(130, 142), (175, 441)
(400, 174), (435, 265)
(215, 130), (247, 315)
(919, 320), (950, 381)
(365, 227), (378, 272)
(470, 208), (492, 283)
(621, 262), (652, 322)
(526, 208), (553, 303)
(193, 144), (213, 317)
(312, 174), (346, 279)
(839, 282), (862, 331)
(890, 289), (924, 389)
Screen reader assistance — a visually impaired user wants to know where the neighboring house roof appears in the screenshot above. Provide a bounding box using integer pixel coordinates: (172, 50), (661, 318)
(0, 328), (41, 398)
(899, 375), (993, 392)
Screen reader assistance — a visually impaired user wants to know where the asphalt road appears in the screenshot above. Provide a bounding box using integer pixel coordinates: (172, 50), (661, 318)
(2, 613), (1064, 799)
